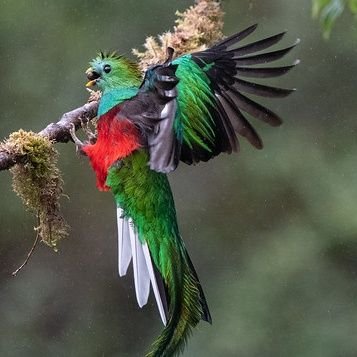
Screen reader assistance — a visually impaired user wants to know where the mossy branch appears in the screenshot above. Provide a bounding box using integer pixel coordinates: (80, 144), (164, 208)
(1, 130), (70, 251)
(0, 100), (99, 172)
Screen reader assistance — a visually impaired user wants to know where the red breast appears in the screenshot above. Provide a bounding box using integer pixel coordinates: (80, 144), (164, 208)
(83, 106), (141, 190)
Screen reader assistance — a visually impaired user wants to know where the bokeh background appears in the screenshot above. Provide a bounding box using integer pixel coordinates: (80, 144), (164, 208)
(1, 1), (357, 356)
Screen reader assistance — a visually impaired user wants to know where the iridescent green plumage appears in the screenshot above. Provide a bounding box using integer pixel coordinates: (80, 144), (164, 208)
(75, 24), (297, 357)
(174, 55), (217, 151)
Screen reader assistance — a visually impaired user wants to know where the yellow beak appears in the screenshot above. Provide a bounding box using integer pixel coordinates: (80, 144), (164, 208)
(86, 80), (97, 87)
(85, 67), (99, 87)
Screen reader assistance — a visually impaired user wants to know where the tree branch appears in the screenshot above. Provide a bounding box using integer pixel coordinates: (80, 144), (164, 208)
(0, 100), (98, 171)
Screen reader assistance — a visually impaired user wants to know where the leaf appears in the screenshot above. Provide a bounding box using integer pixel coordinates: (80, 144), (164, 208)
(312, 0), (333, 18)
(349, 0), (357, 13)
(321, 0), (345, 38)
(312, 0), (346, 39)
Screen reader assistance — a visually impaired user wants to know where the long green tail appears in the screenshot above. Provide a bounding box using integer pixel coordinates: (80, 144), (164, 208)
(106, 150), (211, 357)
(146, 245), (209, 356)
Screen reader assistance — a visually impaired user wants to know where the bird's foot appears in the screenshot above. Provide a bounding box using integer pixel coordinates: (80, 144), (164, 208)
(69, 123), (86, 155)
(69, 117), (98, 155)
(80, 118), (97, 144)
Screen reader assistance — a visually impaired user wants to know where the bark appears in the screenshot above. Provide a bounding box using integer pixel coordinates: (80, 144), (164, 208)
(0, 100), (98, 171)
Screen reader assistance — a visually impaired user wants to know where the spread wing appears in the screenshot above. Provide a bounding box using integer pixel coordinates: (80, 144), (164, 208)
(121, 24), (299, 173)
(174, 24), (299, 165)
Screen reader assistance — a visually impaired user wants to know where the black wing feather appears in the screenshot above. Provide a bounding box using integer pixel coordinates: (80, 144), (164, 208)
(218, 92), (263, 149)
(120, 59), (181, 173)
(230, 31), (286, 57)
(183, 24), (298, 162)
(233, 40), (300, 65)
(211, 24), (258, 49)
(236, 62), (299, 78)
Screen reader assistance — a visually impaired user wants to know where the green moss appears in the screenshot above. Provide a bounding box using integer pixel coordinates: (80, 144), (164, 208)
(1, 130), (68, 251)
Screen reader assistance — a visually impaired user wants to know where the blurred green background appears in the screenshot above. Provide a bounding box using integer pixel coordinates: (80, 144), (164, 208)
(1, 1), (357, 356)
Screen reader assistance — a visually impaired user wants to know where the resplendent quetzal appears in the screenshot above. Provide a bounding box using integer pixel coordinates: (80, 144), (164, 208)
(71, 24), (298, 357)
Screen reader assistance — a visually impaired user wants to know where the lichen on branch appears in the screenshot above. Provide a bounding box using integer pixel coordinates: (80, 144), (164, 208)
(133, 0), (224, 69)
(0, 130), (68, 251)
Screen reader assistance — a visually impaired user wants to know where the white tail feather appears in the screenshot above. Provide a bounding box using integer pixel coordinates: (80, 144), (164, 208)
(128, 218), (150, 308)
(117, 207), (167, 324)
(142, 243), (168, 325)
(117, 207), (132, 277)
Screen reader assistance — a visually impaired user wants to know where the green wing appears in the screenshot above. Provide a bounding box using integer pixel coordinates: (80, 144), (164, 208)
(173, 24), (299, 165)
(121, 24), (298, 173)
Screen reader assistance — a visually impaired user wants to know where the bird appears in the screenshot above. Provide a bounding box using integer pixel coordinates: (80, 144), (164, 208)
(70, 24), (298, 357)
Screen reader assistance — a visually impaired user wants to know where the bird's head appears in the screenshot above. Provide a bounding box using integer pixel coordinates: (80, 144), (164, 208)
(86, 52), (141, 92)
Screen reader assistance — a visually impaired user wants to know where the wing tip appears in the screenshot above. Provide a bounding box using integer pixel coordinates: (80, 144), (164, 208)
(256, 142), (264, 150)
(276, 30), (287, 38)
(271, 120), (283, 128)
(250, 23), (259, 31)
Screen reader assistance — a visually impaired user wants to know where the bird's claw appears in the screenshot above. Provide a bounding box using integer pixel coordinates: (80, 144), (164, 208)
(80, 118), (97, 144)
(69, 123), (86, 155)
(69, 117), (98, 155)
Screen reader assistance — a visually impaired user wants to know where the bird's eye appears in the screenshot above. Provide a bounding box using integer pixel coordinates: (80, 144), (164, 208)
(103, 64), (111, 73)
